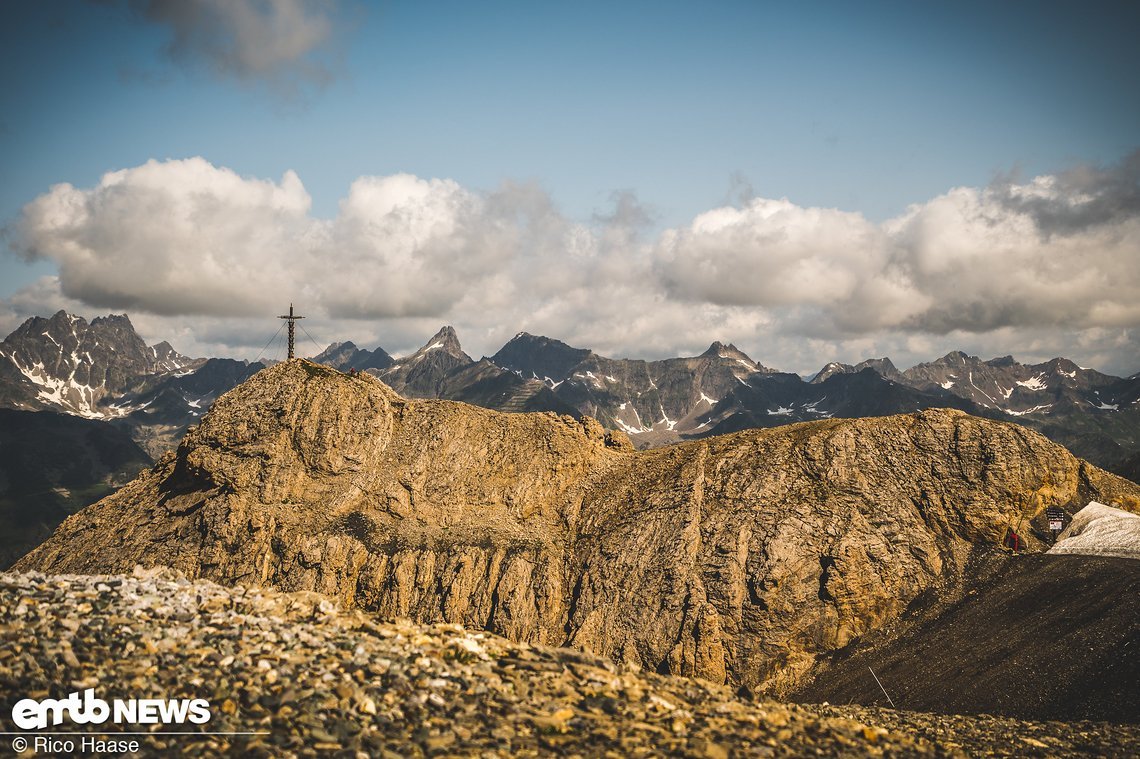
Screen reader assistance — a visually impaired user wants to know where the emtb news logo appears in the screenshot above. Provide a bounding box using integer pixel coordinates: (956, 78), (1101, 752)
(11, 688), (211, 730)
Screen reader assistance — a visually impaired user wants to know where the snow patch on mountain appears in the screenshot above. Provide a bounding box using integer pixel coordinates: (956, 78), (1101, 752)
(1048, 502), (1140, 561)
(1005, 404), (1053, 417)
(802, 398), (831, 416)
(968, 373), (998, 406)
(614, 404), (650, 435)
(615, 419), (646, 435)
(9, 355), (111, 419)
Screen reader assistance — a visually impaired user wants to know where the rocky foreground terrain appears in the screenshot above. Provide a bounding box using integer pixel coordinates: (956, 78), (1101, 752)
(2, 569), (1137, 758)
(17, 361), (1140, 700)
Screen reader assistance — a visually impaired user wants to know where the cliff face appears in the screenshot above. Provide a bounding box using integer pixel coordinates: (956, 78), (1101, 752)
(565, 410), (1139, 693)
(18, 360), (1140, 695)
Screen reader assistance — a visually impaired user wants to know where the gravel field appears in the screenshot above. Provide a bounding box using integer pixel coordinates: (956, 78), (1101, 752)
(1, 569), (1137, 758)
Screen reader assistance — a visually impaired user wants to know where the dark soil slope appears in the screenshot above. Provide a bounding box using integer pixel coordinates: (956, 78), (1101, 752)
(0, 409), (150, 568)
(793, 552), (1140, 723)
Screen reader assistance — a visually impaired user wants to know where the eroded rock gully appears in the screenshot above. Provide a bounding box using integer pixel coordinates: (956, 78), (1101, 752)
(18, 360), (1140, 696)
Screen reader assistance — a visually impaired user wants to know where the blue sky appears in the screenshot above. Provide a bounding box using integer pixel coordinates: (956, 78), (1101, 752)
(2, 1), (1138, 373)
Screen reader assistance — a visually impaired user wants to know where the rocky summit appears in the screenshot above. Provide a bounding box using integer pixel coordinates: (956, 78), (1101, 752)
(17, 360), (1140, 699)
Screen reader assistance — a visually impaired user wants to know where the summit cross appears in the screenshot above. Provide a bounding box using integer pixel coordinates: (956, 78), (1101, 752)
(278, 304), (305, 360)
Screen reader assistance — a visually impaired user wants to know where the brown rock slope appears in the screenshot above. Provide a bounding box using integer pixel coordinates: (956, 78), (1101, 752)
(17, 360), (1140, 697)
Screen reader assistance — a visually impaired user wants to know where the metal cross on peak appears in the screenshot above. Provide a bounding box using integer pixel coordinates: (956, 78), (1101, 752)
(278, 304), (305, 360)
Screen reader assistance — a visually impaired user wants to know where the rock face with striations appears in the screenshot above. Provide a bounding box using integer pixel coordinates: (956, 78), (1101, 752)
(17, 360), (1140, 696)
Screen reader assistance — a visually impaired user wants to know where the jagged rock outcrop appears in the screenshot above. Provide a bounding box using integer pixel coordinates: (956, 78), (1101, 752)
(17, 361), (1140, 696)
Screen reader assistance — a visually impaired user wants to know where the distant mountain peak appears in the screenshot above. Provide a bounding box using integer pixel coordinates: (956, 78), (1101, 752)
(501, 332), (582, 351)
(810, 361), (854, 384)
(491, 332), (591, 382)
(0, 310), (155, 418)
(91, 313), (135, 328)
(701, 340), (736, 355)
(701, 341), (750, 360)
(149, 340), (195, 373)
(313, 340), (393, 373)
(414, 325), (466, 358)
(702, 341), (727, 356)
(433, 325), (458, 339)
(809, 357), (902, 385)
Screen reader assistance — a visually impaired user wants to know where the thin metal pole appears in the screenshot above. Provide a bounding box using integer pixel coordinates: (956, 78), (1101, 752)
(868, 666), (896, 708)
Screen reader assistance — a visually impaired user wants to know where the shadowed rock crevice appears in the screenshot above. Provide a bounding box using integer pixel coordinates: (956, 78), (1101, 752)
(817, 555), (838, 602)
(17, 360), (1140, 696)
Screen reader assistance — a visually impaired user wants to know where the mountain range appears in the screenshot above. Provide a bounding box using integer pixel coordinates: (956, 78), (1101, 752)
(313, 325), (1140, 472)
(2, 309), (1130, 464)
(1, 310), (1138, 567)
(3, 311), (1138, 466)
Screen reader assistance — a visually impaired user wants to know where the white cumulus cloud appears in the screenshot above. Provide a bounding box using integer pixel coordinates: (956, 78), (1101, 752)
(17, 158), (313, 317)
(5, 154), (1139, 376)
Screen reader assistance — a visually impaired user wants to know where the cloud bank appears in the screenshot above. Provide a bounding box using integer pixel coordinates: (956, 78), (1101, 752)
(5, 153), (1139, 375)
